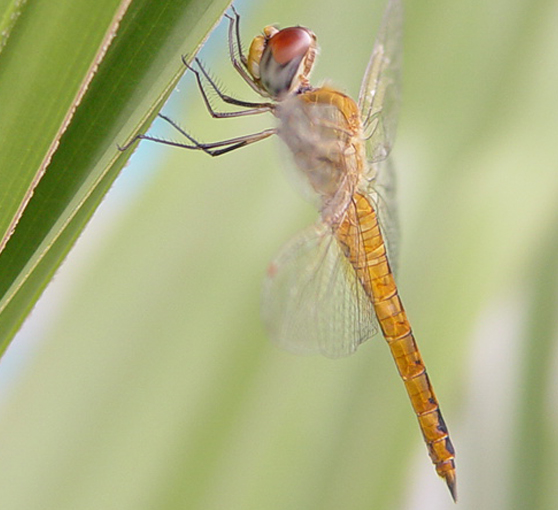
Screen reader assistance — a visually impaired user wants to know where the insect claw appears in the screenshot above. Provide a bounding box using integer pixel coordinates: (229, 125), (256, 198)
(181, 54), (194, 70)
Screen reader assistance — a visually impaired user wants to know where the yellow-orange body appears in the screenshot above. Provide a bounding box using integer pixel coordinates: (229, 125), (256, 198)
(336, 192), (456, 494)
(138, 0), (457, 500)
(278, 85), (457, 497)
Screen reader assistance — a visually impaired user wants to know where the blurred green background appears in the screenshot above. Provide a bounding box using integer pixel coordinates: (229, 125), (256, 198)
(1, 0), (558, 509)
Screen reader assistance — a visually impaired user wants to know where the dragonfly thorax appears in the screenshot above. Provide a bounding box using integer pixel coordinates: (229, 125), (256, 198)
(246, 26), (317, 100)
(276, 87), (365, 224)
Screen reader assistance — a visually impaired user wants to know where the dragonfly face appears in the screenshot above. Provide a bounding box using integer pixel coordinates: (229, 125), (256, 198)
(120, 0), (456, 502)
(245, 26), (317, 99)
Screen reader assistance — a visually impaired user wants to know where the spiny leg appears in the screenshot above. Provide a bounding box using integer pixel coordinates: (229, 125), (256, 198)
(118, 113), (276, 157)
(182, 56), (273, 117)
(119, 7), (273, 155)
(158, 113), (276, 155)
(229, 5), (247, 66)
(224, 7), (262, 94)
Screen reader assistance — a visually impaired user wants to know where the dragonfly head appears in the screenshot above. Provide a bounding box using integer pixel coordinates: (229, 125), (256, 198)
(247, 26), (317, 100)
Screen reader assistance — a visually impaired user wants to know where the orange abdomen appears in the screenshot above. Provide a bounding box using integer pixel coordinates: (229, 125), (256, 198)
(336, 192), (457, 500)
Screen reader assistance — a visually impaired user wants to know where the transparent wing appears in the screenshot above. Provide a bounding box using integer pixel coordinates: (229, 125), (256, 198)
(358, 0), (403, 163)
(262, 223), (378, 358)
(365, 158), (399, 271)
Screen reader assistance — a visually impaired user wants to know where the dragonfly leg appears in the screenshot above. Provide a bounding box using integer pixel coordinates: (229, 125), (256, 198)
(159, 113), (276, 155)
(182, 56), (273, 117)
(224, 7), (263, 95)
(117, 134), (199, 153)
(228, 5), (247, 66)
(118, 114), (276, 157)
(119, 12), (275, 155)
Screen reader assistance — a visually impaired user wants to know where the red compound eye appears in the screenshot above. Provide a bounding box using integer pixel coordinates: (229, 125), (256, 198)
(268, 27), (313, 65)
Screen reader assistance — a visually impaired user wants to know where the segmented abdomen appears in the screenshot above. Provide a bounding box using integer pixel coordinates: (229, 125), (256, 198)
(335, 192), (457, 500)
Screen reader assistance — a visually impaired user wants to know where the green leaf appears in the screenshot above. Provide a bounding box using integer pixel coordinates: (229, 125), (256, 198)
(0, 0), (231, 352)
(0, 0), (130, 252)
(2, 0), (558, 509)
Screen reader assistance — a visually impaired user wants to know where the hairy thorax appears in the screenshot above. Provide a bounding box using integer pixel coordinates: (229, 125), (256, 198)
(276, 87), (366, 226)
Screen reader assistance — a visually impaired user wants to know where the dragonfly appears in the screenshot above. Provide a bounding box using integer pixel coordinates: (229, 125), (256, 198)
(120, 0), (456, 501)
